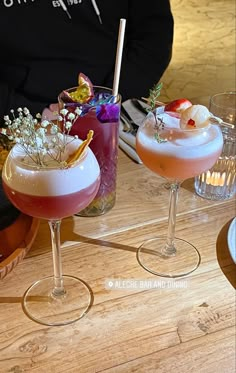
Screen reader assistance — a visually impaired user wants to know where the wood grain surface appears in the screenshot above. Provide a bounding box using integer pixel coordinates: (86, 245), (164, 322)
(0, 150), (235, 373)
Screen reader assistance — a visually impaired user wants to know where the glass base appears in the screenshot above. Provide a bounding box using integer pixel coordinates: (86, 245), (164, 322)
(195, 186), (235, 201)
(22, 275), (93, 326)
(137, 237), (201, 278)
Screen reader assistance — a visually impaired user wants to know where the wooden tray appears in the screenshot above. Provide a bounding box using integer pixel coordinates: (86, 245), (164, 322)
(0, 214), (40, 279)
(0, 146), (40, 279)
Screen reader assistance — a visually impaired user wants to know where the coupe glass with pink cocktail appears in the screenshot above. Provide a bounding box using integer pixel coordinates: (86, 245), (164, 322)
(136, 104), (223, 278)
(2, 109), (100, 325)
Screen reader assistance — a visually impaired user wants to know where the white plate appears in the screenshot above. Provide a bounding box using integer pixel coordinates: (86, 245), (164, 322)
(227, 217), (236, 264)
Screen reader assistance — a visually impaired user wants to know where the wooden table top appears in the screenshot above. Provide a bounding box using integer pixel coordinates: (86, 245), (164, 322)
(0, 149), (235, 373)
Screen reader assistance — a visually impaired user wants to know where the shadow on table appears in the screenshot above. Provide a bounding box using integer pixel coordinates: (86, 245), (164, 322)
(62, 216), (236, 290)
(181, 178), (195, 194)
(0, 296), (22, 303)
(59, 216), (139, 254)
(216, 218), (236, 289)
(0, 230), (138, 308)
(0, 218), (139, 305)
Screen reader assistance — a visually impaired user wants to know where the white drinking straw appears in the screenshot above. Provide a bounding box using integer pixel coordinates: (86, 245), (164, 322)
(112, 18), (126, 97)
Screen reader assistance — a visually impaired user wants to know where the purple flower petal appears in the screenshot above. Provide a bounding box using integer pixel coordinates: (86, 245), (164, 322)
(96, 104), (120, 123)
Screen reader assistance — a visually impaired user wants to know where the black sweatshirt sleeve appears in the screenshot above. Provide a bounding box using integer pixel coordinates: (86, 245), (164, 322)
(0, 83), (47, 124)
(0, 0), (173, 120)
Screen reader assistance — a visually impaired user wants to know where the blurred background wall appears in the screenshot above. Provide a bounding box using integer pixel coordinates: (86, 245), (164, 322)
(160, 0), (235, 104)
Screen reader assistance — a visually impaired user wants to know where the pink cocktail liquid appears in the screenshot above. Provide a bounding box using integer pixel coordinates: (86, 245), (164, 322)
(3, 180), (99, 220)
(2, 139), (100, 220)
(70, 109), (119, 207)
(136, 124), (223, 181)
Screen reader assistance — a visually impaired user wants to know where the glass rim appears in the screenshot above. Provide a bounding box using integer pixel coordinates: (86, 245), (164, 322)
(58, 85), (122, 104)
(210, 91), (236, 111)
(145, 114), (215, 133)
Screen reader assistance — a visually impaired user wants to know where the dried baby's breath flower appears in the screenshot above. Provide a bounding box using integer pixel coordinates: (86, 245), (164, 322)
(3, 107), (81, 167)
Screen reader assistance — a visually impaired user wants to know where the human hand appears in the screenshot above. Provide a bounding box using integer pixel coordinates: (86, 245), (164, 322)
(41, 103), (59, 121)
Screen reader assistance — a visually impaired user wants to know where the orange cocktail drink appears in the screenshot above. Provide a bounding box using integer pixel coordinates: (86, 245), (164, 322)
(135, 104), (223, 278)
(136, 121), (223, 181)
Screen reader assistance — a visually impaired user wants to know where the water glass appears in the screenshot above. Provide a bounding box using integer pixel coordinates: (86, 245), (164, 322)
(195, 91), (236, 200)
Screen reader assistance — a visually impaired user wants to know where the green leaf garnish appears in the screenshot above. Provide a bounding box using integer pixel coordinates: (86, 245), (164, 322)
(148, 82), (163, 110)
(154, 132), (167, 143)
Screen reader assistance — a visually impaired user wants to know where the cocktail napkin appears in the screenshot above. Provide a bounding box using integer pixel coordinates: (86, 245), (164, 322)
(119, 99), (148, 164)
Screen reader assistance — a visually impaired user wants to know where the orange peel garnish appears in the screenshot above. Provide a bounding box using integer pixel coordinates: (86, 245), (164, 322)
(67, 130), (94, 166)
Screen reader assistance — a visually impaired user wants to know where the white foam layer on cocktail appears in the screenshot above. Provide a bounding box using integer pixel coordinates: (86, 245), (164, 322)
(3, 139), (100, 196)
(139, 114), (223, 159)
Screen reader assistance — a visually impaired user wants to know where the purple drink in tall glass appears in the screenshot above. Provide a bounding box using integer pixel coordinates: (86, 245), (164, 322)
(59, 86), (121, 216)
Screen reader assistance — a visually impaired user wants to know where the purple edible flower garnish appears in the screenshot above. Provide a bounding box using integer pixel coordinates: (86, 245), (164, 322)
(65, 91), (119, 123)
(96, 103), (120, 123)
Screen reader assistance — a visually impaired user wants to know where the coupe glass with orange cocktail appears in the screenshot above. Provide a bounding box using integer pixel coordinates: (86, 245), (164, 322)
(136, 103), (223, 278)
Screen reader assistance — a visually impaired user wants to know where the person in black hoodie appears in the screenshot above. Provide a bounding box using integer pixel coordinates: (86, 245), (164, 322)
(0, 0), (173, 120)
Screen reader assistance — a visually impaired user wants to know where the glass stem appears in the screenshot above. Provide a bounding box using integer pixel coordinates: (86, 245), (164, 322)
(48, 220), (66, 297)
(162, 182), (180, 256)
